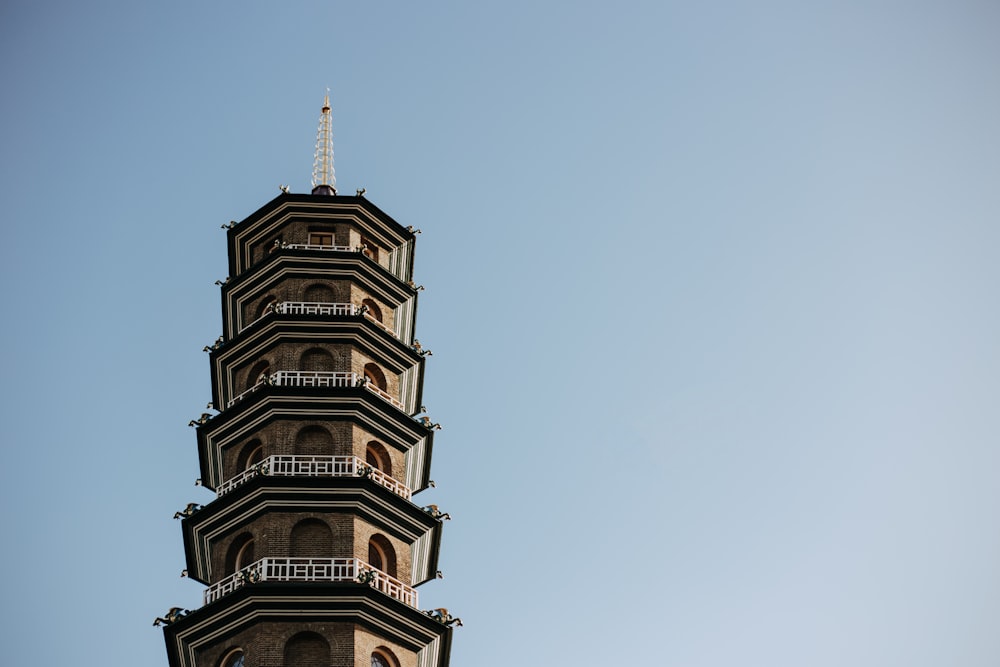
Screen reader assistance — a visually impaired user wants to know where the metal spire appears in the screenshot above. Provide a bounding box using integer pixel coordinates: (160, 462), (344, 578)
(311, 91), (337, 195)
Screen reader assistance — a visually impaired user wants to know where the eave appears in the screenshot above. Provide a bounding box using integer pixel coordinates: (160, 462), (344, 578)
(195, 390), (436, 491)
(163, 584), (452, 667)
(226, 194), (417, 279)
(219, 253), (418, 342)
(181, 476), (443, 586)
(208, 318), (425, 412)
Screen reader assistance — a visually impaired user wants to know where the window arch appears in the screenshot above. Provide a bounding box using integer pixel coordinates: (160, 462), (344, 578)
(360, 236), (379, 262)
(218, 648), (245, 667)
(365, 440), (392, 476)
(255, 295), (277, 320)
(303, 282), (335, 303)
(246, 360), (271, 389)
(236, 439), (264, 471)
(372, 647), (398, 667)
(225, 533), (255, 575)
(300, 347), (334, 372)
(368, 534), (397, 577)
(235, 540), (255, 571)
(361, 298), (383, 322)
(290, 519), (333, 558)
(363, 363), (387, 391)
(294, 425), (333, 456)
(284, 631), (330, 667)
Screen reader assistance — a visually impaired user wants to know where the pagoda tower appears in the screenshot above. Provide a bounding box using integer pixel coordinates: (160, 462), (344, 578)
(158, 96), (457, 667)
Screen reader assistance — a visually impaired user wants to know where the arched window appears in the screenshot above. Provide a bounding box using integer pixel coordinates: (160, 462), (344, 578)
(246, 360), (270, 389)
(255, 295), (277, 320)
(368, 534), (397, 577)
(360, 236), (379, 262)
(285, 631), (330, 667)
(219, 648), (245, 667)
(361, 298), (383, 322)
(290, 519), (333, 558)
(294, 425), (333, 456)
(368, 541), (384, 571)
(236, 439), (263, 471)
(372, 647), (398, 667)
(303, 282), (335, 303)
(300, 347), (334, 372)
(235, 539), (255, 570)
(365, 441), (392, 476)
(225, 533), (255, 575)
(363, 363), (388, 391)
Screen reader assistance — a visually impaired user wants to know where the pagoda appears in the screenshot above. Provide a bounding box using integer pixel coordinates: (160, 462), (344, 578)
(157, 95), (457, 667)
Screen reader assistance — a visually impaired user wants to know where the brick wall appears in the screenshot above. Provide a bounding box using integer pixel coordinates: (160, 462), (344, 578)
(228, 340), (404, 402)
(240, 278), (355, 327)
(221, 420), (403, 482)
(197, 621), (354, 667)
(245, 219), (398, 273)
(355, 625), (416, 667)
(210, 512), (354, 582)
(352, 517), (413, 586)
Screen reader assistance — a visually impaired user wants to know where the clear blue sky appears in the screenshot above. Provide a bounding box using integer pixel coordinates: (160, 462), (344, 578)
(2, 1), (999, 665)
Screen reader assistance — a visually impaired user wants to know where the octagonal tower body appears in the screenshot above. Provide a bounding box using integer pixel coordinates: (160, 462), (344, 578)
(163, 193), (452, 667)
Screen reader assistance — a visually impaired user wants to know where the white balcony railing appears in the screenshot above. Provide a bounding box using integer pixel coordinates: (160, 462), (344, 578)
(363, 310), (395, 336)
(226, 380), (266, 407)
(363, 381), (406, 411)
(275, 301), (355, 317)
(272, 370), (356, 388)
(244, 301), (397, 338)
(226, 371), (354, 408)
(217, 454), (411, 500)
(204, 557), (418, 607)
(280, 242), (354, 252)
(226, 371), (406, 412)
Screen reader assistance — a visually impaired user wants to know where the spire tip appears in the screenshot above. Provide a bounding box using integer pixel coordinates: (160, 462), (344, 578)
(311, 91), (336, 195)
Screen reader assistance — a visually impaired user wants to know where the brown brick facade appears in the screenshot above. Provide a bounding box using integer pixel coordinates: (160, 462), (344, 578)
(197, 622), (355, 667)
(355, 626), (416, 667)
(219, 421), (406, 485)
(247, 220), (391, 273)
(238, 278), (397, 334)
(207, 513), (414, 587)
(228, 342), (401, 400)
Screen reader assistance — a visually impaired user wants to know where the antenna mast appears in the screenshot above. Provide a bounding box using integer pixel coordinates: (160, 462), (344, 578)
(311, 91), (337, 195)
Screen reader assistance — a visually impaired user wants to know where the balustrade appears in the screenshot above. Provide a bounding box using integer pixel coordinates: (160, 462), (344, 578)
(226, 371), (407, 414)
(271, 370), (356, 388)
(242, 301), (396, 338)
(364, 382), (405, 411)
(204, 557), (418, 607)
(217, 454), (411, 499)
(275, 301), (355, 317)
(280, 242), (354, 252)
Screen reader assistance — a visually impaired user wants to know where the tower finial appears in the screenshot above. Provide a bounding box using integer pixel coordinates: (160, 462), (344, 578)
(311, 90), (337, 196)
